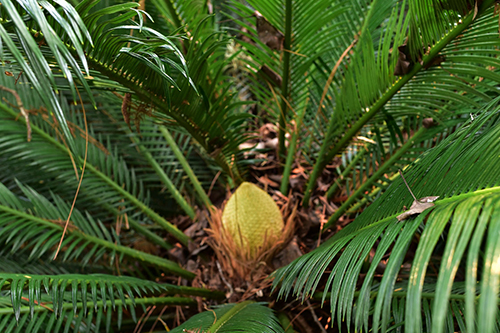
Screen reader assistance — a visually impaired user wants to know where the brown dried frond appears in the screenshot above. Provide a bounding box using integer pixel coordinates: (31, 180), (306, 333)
(121, 92), (132, 129)
(133, 103), (152, 135)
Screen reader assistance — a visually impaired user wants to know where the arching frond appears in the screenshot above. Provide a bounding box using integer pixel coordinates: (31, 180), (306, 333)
(319, 2), (500, 222)
(2, 0), (249, 180)
(0, 252), (112, 276)
(273, 98), (500, 332)
(0, 273), (205, 332)
(228, 0), (350, 162)
(0, 0), (93, 152)
(149, 0), (211, 34)
(170, 301), (284, 333)
(298, 0), (500, 205)
(407, 0), (474, 59)
(0, 98), (189, 246)
(0, 181), (194, 279)
(324, 116), (463, 227)
(315, 281), (500, 333)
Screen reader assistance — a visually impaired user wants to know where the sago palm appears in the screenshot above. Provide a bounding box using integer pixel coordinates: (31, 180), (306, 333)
(0, 0), (278, 331)
(1, 0), (500, 332)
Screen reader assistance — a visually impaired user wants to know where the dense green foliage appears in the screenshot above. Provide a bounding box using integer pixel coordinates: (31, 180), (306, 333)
(1, 0), (500, 332)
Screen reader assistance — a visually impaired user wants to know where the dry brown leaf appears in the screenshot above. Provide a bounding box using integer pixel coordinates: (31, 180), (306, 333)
(121, 92), (131, 129)
(422, 117), (436, 128)
(258, 64), (282, 87)
(397, 196), (439, 221)
(256, 175), (280, 188)
(254, 11), (283, 51)
(394, 43), (413, 76)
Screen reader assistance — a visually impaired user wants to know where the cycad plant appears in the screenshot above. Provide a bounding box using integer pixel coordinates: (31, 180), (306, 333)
(1, 0), (500, 332)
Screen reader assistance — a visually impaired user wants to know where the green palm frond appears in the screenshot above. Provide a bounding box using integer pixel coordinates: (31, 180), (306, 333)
(407, 0), (474, 59)
(61, 89), (215, 213)
(75, 0), (193, 95)
(299, 1), (409, 204)
(314, 281), (500, 332)
(324, 116), (463, 228)
(228, 0), (348, 160)
(273, 98), (500, 332)
(0, 0), (192, 152)
(0, 180), (194, 279)
(0, 273), (206, 332)
(0, 97), (189, 246)
(0, 252), (113, 276)
(170, 301), (285, 333)
(1, 273), (179, 320)
(2, 0), (248, 180)
(299, 0), (500, 206)
(67, 93), (203, 219)
(321, 1), (500, 217)
(0, 0), (93, 152)
(0, 297), (193, 333)
(150, 0), (210, 34)
(0, 63), (212, 243)
(148, 1), (257, 176)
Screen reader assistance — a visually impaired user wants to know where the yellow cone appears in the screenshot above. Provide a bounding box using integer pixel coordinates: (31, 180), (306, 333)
(222, 182), (283, 258)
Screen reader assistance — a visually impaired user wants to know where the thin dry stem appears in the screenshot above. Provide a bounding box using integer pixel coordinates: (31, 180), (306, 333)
(216, 260), (234, 296)
(21, 297), (53, 312)
(317, 38), (357, 120)
(53, 88), (88, 260)
(306, 300), (328, 333)
(50, 118), (80, 181)
(398, 169), (417, 201)
(150, 306), (169, 333)
(0, 85), (31, 141)
(208, 170), (221, 198)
